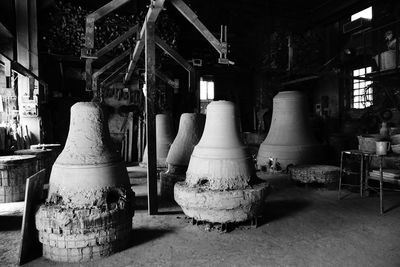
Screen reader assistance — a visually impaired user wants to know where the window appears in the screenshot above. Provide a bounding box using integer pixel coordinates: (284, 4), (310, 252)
(352, 67), (373, 109)
(351, 7), (372, 21)
(200, 78), (214, 101)
(200, 77), (214, 114)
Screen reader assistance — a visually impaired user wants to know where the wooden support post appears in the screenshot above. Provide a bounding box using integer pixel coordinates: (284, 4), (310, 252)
(145, 20), (158, 215)
(87, 0), (130, 21)
(101, 62), (128, 89)
(155, 70), (179, 89)
(95, 25), (138, 58)
(28, 0), (38, 75)
(92, 49), (131, 91)
(155, 36), (194, 72)
(15, 0), (30, 70)
(124, 0), (165, 83)
(169, 0), (222, 53)
(82, 0), (130, 57)
(192, 70), (200, 113)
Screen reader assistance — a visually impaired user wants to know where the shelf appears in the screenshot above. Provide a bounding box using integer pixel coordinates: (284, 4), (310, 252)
(367, 175), (400, 185)
(364, 67), (400, 82)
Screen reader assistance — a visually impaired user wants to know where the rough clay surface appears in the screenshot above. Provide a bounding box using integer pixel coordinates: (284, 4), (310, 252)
(174, 181), (269, 223)
(46, 102), (133, 208)
(56, 102), (120, 165)
(186, 156), (255, 190)
(35, 202), (133, 262)
(257, 91), (322, 168)
(257, 144), (322, 169)
(166, 113), (205, 169)
(185, 101), (255, 190)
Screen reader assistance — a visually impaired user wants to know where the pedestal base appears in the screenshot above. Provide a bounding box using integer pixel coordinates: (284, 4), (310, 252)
(174, 182), (269, 223)
(160, 172), (186, 199)
(35, 204), (133, 262)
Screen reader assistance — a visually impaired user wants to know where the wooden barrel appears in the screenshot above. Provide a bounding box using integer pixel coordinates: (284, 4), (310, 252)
(14, 149), (53, 183)
(0, 155), (37, 203)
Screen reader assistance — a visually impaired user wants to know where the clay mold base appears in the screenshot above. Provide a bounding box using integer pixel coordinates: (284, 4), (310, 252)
(174, 181), (270, 224)
(160, 172), (186, 200)
(35, 203), (133, 262)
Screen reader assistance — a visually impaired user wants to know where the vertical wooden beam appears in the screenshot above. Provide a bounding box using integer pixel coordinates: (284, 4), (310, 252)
(28, 0), (38, 75)
(190, 70), (200, 112)
(15, 0), (30, 69)
(145, 20), (158, 215)
(124, 0), (165, 83)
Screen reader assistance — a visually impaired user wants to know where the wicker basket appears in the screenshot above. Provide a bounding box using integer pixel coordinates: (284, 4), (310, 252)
(357, 134), (381, 152)
(290, 165), (341, 184)
(392, 144), (400, 154)
(390, 134), (400, 145)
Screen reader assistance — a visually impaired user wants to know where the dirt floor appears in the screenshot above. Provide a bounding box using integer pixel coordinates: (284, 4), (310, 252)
(1, 170), (400, 267)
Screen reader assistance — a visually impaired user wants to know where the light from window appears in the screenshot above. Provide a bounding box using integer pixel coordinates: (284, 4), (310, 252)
(207, 82), (214, 100)
(352, 67), (372, 109)
(200, 78), (214, 101)
(351, 7), (372, 21)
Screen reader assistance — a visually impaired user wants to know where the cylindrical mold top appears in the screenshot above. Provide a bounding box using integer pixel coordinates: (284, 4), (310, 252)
(196, 101), (242, 150)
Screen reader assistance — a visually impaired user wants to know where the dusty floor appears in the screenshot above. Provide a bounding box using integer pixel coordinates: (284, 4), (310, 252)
(1, 170), (400, 267)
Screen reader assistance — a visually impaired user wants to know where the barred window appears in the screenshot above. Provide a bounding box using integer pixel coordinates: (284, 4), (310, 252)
(352, 67), (373, 109)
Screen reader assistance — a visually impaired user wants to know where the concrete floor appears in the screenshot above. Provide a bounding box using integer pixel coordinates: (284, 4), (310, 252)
(1, 171), (400, 267)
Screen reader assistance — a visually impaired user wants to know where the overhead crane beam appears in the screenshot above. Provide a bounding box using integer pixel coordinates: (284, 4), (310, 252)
(92, 49), (131, 91)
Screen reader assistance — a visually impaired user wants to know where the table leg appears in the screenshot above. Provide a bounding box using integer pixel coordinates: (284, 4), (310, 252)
(338, 151), (344, 200)
(380, 156), (384, 215)
(360, 154), (364, 197)
(365, 155), (369, 197)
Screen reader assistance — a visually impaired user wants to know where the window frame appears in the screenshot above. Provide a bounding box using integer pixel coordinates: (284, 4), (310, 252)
(352, 66), (373, 109)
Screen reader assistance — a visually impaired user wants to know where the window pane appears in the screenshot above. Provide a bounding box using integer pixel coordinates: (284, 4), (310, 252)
(351, 7), (372, 21)
(207, 81), (214, 100)
(200, 80), (207, 100)
(352, 66), (373, 109)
